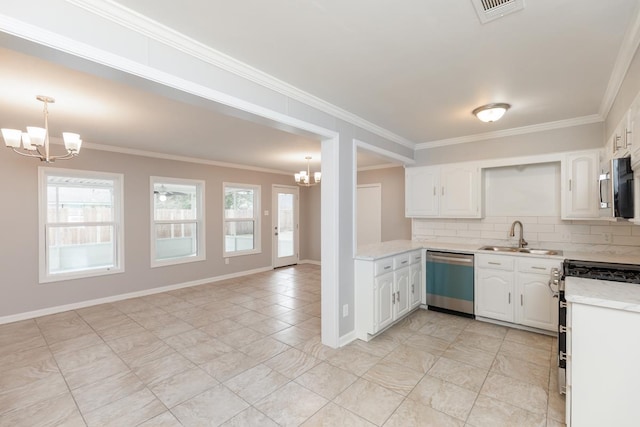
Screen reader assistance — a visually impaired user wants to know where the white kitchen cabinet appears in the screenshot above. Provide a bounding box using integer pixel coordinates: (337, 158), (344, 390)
(475, 254), (560, 332)
(517, 272), (558, 331)
(567, 302), (640, 426)
(561, 151), (600, 219)
(475, 255), (514, 322)
(405, 164), (481, 218)
(355, 249), (422, 341)
(374, 271), (395, 332)
(409, 251), (423, 309)
(394, 266), (411, 318)
(405, 166), (439, 217)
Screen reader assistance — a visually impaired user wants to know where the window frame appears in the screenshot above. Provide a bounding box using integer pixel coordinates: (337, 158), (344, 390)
(150, 176), (206, 268)
(223, 182), (261, 257)
(38, 167), (125, 284)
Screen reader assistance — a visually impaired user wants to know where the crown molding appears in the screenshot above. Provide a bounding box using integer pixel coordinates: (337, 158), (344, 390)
(598, 1), (640, 118)
(415, 114), (604, 150)
(357, 163), (402, 172)
(81, 141), (293, 176)
(64, 0), (416, 150)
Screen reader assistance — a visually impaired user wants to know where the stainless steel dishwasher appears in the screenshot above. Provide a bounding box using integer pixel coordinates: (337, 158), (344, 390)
(425, 251), (474, 317)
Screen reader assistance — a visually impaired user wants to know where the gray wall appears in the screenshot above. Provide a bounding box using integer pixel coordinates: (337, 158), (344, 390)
(414, 122), (604, 166)
(0, 146), (296, 317)
(358, 166), (411, 242)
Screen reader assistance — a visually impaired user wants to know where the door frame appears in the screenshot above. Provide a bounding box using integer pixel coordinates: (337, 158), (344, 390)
(272, 184), (300, 268)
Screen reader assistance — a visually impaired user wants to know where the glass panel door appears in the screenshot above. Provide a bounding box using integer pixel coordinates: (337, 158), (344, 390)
(273, 186), (299, 268)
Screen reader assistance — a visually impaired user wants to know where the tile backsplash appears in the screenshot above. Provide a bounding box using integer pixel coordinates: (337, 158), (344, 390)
(412, 216), (640, 255)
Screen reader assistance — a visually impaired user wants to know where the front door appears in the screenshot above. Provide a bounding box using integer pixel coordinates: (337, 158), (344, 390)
(272, 185), (299, 268)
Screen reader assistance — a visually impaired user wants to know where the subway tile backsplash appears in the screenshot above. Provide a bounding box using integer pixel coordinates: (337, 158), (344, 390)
(412, 216), (640, 255)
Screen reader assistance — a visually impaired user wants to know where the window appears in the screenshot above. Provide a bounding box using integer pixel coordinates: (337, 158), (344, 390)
(223, 183), (261, 256)
(151, 177), (205, 267)
(39, 168), (124, 283)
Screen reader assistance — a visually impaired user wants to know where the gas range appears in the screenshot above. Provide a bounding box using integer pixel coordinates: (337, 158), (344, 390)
(563, 259), (640, 284)
(555, 258), (640, 395)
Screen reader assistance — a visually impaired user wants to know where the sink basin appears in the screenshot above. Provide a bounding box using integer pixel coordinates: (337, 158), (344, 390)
(478, 246), (563, 256)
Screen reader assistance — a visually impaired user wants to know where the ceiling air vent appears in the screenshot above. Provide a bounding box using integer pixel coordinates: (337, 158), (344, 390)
(471, 0), (525, 24)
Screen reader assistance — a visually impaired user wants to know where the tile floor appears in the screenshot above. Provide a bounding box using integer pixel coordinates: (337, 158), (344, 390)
(0, 264), (565, 426)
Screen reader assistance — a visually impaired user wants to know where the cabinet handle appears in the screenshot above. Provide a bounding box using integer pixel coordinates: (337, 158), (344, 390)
(397, 291), (400, 303)
(384, 266), (391, 270)
(488, 262), (501, 266)
(401, 260), (408, 265)
(411, 284), (415, 293)
(392, 292), (395, 304)
(521, 294), (523, 306)
(569, 179), (572, 191)
(508, 292), (511, 304)
(626, 129), (632, 148)
(531, 266), (546, 270)
(433, 186), (436, 196)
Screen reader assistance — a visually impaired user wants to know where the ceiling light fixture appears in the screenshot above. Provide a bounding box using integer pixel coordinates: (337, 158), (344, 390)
(294, 156), (321, 187)
(472, 103), (511, 123)
(1, 95), (82, 163)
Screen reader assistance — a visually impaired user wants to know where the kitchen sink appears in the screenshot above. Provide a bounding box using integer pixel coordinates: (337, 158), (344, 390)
(478, 245), (563, 256)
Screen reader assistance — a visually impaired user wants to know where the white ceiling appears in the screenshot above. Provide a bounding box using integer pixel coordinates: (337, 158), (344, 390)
(1, 1), (639, 170)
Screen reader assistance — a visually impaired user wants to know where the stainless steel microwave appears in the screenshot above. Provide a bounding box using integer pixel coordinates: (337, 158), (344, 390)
(600, 157), (634, 218)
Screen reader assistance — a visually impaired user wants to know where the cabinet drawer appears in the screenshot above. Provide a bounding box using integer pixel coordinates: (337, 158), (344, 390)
(410, 250), (422, 265)
(518, 258), (560, 275)
(394, 253), (411, 269)
(476, 254), (514, 271)
(374, 257), (394, 276)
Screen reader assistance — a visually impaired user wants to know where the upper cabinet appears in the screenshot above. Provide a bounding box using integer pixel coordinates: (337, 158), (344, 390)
(608, 110), (632, 160)
(561, 151), (600, 219)
(630, 97), (640, 165)
(405, 164), (481, 218)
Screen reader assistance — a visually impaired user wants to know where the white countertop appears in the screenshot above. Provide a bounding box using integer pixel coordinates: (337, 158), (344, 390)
(355, 239), (640, 265)
(566, 277), (640, 313)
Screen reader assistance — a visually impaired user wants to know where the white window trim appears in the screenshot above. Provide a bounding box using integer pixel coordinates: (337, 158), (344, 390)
(38, 167), (125, 284)
(150, 176), (206, 268)
(223, 182), (261, 257)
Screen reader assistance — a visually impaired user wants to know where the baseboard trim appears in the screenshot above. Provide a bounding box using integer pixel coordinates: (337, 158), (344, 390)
(299, 259), (321, 266)
(338, 330), (357, 347)
(0, 266), (273, 325)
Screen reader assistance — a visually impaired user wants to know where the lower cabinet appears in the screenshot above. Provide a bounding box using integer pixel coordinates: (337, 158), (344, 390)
(475, 254), (559, 332)
(356, 249), (422, 341)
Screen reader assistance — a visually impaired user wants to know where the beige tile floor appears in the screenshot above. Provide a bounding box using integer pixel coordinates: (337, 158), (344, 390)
(0, 264), (565, 426)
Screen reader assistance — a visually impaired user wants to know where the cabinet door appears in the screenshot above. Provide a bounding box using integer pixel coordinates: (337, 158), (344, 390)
(475, 268), (514, 322)
(440, 165), (480, 218)
(374, 272), (395, 333)
(562, 152), (599, 219)
(630, 101), (640, 161)
(394, 267), (411, 318)
(517, 272), (558, 331)
(405, 166), (439, 217)
(409, 263), (422, 309)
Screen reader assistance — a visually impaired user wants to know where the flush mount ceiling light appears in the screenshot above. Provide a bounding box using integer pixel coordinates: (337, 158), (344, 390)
(294, 156), (321, 187)
(472, 103), (511, 123)
(1, 95), (82, 163)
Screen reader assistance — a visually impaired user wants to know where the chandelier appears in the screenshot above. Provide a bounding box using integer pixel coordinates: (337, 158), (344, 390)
(294, 156), (321, 187)
(1, 95), (82, 163)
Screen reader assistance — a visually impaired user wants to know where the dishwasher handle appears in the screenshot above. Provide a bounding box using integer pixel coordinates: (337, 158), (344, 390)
(426, 251), (474, 266)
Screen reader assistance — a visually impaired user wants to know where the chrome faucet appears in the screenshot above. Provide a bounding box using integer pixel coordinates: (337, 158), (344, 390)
(509, 220), (528, 248)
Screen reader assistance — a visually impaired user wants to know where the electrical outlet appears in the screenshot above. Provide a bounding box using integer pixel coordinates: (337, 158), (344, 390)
(224, 258), (229, 265)
(342, 304), (348, 317)
(603, 233), (612, 243)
